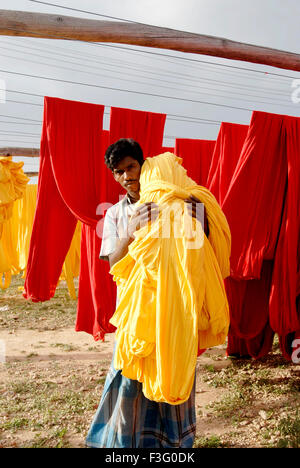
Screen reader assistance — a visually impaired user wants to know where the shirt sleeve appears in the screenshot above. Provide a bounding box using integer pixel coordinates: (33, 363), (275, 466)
(99, 209), (119, 261)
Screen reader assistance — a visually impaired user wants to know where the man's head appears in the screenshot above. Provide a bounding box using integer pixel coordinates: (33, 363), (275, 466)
(105, 138), (144, 201)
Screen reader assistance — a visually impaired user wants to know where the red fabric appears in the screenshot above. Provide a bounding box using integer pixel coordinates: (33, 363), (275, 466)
(222, 112), (287, 279)
(268, 116), (300, 356)
(76, 225), (116, 340)
(24, 97), (116, 340)
(109, 107), (166, 158)
(161, 146), (174, 153)
(209, 114), (288, 359)
(76, 129), (120, 340)
(207, 123), (248, 204)
(174, 138), (215, 186)
(220, 111), (300, 360)
(225, 261), (275, 359)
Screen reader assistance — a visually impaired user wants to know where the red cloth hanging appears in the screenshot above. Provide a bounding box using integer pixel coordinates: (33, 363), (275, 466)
(208, 114), (288, 359)
(207, 122), (248, 204)
(76, 224), (117, 340)
(76, 129), (121, 340)
(161, 146), (175, 153)
(109, 107), (166, 158)
(24, 97), (116, 340)
(174, 138), (215, 186)
(220, 111), (300, 360)
(23, 102), (78, 301)
(222, 112), (287, 279)
(269, 116), (300, 357)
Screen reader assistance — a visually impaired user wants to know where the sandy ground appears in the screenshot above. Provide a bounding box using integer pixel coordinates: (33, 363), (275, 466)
(1, 279), (299, 448)
(0, 325), (232, 446)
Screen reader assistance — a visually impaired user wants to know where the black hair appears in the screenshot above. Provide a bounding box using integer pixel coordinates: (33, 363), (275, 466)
(104, 138), (144, 171)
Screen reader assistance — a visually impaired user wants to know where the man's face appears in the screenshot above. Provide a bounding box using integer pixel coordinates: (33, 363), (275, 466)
(112, 156), (142, 199)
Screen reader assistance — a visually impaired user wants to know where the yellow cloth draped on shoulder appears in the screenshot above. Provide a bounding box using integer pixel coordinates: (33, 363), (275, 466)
(109, 153), (231, 405)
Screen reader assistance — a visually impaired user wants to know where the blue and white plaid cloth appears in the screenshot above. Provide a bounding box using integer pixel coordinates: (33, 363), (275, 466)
(86, 353), (196, 448)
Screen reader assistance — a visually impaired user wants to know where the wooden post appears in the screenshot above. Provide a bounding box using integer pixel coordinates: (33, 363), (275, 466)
(0, 10), (300, 72)
(0, 147), (40, 157)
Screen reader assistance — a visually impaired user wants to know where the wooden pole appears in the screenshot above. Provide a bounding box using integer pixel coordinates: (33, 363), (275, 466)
(0, 147), (40, 157)
(0, 10), (300, 72)
(25, 171), (39, 177)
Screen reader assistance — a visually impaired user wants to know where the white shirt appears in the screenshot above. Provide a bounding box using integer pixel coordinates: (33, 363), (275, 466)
(99, 195), (136, 260)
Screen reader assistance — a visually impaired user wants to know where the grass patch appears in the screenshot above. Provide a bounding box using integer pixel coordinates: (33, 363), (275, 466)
(276, 412), (300, 448)
(194, 435), (225, 448)
(0, 274), (77, 332)
(0, 360), (109, 448)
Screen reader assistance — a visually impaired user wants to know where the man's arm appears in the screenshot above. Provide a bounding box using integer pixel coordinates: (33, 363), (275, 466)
(108, 202), (159, 268)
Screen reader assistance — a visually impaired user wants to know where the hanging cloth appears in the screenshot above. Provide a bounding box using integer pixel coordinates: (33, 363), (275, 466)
(207, 122), (248, 204)
(221, 112), (294, 359)
(109, 152), (231, 405)
(269, 116), (300, 358)
(175, 138), (216, 186)
(161, 146), (174, 154)
(23, 97), (117, 340)
(109, 107), (166, 158)
(222, 112), (287, 278)
(0, 156), (29, 286)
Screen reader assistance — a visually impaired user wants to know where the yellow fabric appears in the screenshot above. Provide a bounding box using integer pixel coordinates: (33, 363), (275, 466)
(109, 152), (231, 405)
(0, 181), (81, 298)
(0, 156), (29, 224)
(0, 156), (29, 283)
(60, 221), (81, 299)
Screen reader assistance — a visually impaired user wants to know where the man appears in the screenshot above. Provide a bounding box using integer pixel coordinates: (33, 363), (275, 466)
(86, 138), (208, 449)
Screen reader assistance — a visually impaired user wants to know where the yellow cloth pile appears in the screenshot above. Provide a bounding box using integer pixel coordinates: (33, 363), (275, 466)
(0, 181), (81, 297)
(0, 156), (29, 285)
(109, 153), (231, 405)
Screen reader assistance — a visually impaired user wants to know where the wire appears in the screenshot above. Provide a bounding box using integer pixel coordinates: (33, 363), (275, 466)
(0, 140), (40, 145)
(0, 36), (292, 89)
(0, 68), (261, 112)
(0, 113), (42, 123)
(28, 0), (150, 25)
(2, 93), (223, 125)
(0, 45), (292, 100)
(1, 66), (293, 108)
(0, 120), (42, 126)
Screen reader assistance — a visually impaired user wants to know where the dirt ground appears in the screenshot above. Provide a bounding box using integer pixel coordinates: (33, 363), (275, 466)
(0, 275), (299, 448)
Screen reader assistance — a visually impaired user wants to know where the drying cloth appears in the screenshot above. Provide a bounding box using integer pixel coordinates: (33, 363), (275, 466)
(109, 152), (231, 405)
(0, 156), (29, 278)
(175, 138), (216, 186)
(109, 107), (166, 158)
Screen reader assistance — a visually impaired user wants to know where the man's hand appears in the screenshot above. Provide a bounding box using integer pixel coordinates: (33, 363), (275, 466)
(128, 202), (160, 239)
(184, 195), (209, 237)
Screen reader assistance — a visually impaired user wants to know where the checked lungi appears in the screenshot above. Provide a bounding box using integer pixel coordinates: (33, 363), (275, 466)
(85, 352), (196, 448)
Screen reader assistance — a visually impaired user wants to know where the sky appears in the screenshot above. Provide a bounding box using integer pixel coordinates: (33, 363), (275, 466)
(0, 0), (300, 182)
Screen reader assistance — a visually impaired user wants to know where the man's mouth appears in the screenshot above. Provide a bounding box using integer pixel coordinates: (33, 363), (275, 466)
(125, 181), (137, 186)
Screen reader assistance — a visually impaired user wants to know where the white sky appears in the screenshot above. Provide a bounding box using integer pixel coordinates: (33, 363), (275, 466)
(0, 0), (300, 182)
